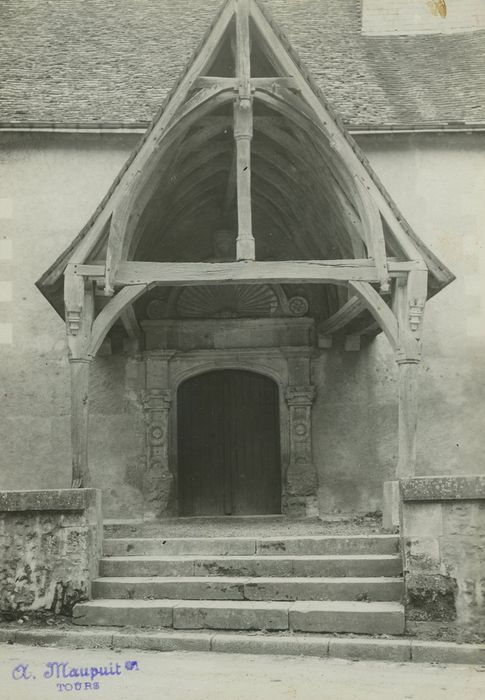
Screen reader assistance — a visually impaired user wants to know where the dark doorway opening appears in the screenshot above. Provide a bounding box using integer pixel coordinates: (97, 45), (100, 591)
(177, 370), (281, 516)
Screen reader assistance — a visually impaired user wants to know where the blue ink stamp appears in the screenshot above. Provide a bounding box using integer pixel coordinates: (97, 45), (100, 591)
(12, 658), (140, 691)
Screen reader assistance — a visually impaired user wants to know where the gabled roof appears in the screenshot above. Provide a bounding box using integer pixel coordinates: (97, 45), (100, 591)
(1, 0), (484, 129)
(36, 0), (454, 316)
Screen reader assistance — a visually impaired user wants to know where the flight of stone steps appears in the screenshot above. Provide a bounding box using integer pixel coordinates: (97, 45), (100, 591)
(73, 518), (404, 636)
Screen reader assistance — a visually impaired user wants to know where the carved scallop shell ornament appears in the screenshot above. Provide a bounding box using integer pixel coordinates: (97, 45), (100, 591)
(176, 284), (279, 318)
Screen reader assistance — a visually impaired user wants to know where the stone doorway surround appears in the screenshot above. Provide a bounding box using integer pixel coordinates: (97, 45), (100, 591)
(140, 317), (318, 519)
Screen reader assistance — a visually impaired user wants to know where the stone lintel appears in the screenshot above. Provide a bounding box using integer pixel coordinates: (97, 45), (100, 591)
(401, 476), (485, 502)
(0, 488), (101, 512)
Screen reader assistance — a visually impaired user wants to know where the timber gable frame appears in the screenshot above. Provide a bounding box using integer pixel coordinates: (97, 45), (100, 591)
(36, 0), (454, 487)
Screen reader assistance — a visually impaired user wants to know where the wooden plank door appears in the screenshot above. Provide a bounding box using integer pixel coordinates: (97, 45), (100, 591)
(177, 370), (281, 516)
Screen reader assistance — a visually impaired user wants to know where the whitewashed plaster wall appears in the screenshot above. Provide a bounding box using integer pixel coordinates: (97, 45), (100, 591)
(0, 131), (484, 515)
(314, 133), (485, 513)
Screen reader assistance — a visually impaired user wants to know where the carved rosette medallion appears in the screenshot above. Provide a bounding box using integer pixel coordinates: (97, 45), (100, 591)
(142, 388), (173, 515)
(288, 296), (309, 317)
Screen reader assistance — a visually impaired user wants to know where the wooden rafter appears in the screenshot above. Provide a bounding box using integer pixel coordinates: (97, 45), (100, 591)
(250, 0), (424, 268)
(106, 88), (235, 293)
(223, 147), (237, 214)
(253, 88), (388, 284)
(252, 129), (366, 257)
(120, 305), (143, 349)
(348, 281), (399, 351)
(88, 285), (147, 357)
(61, 0), (235, 280)
(318, 296), (366, 335)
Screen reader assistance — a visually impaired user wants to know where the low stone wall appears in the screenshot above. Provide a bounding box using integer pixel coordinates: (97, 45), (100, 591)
(0, 489), (102, 616)
(400, 476), (485, 640)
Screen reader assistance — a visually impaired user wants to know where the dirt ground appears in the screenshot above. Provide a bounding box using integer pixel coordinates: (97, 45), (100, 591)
(1, 643), (484, 700)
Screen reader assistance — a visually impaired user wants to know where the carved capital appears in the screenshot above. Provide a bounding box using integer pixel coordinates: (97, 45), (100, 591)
(285, 385), (316, 406)
(142, 388), (172, 412)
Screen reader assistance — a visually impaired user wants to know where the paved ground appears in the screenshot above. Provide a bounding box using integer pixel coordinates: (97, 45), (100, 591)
(1, 643), (484, 700)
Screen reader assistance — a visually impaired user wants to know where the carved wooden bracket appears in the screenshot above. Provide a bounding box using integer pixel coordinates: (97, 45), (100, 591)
(66, 309), (82, 336)
(409, 298), (426, 333)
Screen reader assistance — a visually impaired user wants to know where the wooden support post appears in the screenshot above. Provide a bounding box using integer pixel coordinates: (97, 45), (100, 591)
(64, 266), (95, 488)
(69, 358), (92, 488)
(234, 0), (255, 260)
(396, 359), (419, 478)
(395, 269), (427, 478)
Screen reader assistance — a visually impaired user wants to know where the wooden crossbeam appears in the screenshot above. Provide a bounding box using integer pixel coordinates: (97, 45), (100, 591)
(71, 260), (421, 288)
(194, 76), (298, 90)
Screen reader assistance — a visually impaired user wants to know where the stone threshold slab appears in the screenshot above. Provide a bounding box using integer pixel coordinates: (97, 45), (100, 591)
(1, 627), (484, 665)
(103, 535), (399, 556)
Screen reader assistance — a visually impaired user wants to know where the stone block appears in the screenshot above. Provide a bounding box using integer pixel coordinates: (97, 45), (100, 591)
(99, 557), (194, 577)
(289, 601), (405, 635)
(292, 555), (402, 578)
(211, 633), (330, 657)
(329, 637), (411, 662)
(173, 601), (289, 631)
(0, 628), (113, 649)
(404, 537), (441, 572)
(401, 476), (485, 502)
(442, 502), (485, 536)
(0, 488), (100, 512)
(0, 489), (102, 614)
(193, 556), (292, 577)
(383, 480), (400, 531)
(402, 502), (443, 538)
(405, 573), (457, 622)
(93, 577), (248, 601)
(411, 640), (485, 665)
(112, 630), (211, 652)
(73, 600), (174, 628)
(104, 537), (256, 557)
(242, 577), (403, 602)
(255, 535), (399, 556)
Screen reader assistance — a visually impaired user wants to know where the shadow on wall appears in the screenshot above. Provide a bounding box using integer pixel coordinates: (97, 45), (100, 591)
(313, 335), (398, 514)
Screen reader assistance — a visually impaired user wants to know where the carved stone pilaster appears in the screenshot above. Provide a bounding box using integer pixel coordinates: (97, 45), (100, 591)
(142, 388), (174, 517)
(284, 385), (317, 515)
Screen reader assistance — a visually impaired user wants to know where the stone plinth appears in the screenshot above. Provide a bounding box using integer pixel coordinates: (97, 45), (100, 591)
(0, 488), (102, 616)
(400, 476), (485, 640)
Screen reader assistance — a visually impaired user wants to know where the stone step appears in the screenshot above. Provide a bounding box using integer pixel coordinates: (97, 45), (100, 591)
(92, 575), (403, 602)
(99, 554), (402, 578)
(73, 599), (405, 635)
(103, 535), (399, 557)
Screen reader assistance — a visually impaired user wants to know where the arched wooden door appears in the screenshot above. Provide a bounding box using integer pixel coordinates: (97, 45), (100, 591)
(177, 370), (281, 516)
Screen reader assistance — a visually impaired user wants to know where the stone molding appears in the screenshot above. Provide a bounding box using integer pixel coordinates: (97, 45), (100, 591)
(401, 476), (485, 501)
(142, 388), (172, 411)
(0, 488), (100, 512)
(285, 385), (316, 406)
